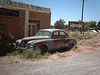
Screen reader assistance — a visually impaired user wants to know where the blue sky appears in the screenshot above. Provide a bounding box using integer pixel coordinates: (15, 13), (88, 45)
(13, 0), (100, 25)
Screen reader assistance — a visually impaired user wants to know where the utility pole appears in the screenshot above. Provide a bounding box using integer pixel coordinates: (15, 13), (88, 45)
(81, 0), (84, 34)
(81, 0), (84, 22)
(25, 0), (29, 37)
(27, 0), (28, 4)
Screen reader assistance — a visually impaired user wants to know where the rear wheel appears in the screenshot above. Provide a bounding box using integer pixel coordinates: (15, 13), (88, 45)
(68, 44), (73, 50)
(39, 46), (47, 55)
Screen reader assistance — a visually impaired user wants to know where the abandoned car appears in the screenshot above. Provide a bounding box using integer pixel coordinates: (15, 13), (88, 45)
(16, 29), (77, 53)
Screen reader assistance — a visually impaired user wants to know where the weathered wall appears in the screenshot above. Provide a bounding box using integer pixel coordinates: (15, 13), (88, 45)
(29, 11), (51, 29)
(0, 9), (25, 39)
(0, 8), (51, 39)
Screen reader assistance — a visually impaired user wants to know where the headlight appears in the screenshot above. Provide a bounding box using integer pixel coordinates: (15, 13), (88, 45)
(30, 42), (36, 46)
(16, 39), (22, 43)
(27, 42), (36, 48)
(16, 42), (19, 46)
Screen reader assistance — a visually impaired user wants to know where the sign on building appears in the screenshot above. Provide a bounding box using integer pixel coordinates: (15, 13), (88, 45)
(0, 0), (50, 12)
(68, 21), (84, 31)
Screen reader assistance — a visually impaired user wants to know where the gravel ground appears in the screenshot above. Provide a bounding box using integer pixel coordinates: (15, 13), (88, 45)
(0, 47), (100, 75)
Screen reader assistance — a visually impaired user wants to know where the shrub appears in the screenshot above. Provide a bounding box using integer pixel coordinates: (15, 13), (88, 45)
(69, 32), (93, 41)
(21, 48), (41, 59)
(69, 32), (83, 41)
(0, 31), (15, 56)
(20, 47), (50, 60)
(84, 33), (93, 39)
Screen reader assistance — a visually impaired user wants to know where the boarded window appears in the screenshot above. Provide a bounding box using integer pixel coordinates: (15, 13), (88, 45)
(0, 8), (19, 17)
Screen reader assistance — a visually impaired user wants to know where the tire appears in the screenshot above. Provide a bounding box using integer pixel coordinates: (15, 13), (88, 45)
(39, 46), (47, 55)
(68, 44), (73, 50)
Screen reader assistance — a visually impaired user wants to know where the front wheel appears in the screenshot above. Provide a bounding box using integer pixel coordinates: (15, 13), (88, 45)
(39, 46), (47, 55)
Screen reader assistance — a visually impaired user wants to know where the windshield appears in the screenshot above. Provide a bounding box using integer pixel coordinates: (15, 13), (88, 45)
(35, 31), (52, 37)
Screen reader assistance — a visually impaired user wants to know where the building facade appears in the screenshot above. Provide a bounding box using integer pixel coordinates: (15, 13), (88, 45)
(0, 0), (51, 39)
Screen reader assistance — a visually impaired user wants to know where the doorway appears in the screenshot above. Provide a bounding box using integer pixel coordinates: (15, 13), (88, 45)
(28, 19), (40, 36)
(28, 24), (36, 36)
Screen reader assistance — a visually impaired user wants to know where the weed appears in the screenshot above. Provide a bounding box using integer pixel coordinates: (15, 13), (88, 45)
(21, 48), (40, 59)
(7, 50), (21, 56)
(20, 48), (50, 60)
(41, 52), (51, 59)
(92, 45), (97, 47)
(93, 41), (98, 43)
(69, 32), (83, 41)
(84, 33), (93, 39)
(10, 61), (13, 64)
(69, 32), (94, 41)
(59, 54), (66, 58)
(15, 61), (19, 63)
(80, 42), (83, 45)
(88, 42), (92, 45)
(7, 46), (50, 60)
(74, 46), (78, 49)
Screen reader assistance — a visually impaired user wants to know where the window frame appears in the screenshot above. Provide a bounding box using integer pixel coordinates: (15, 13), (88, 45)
(59, 31), (68, 38)
(0, 8), (19, 17)
(52, 31), (60, 39)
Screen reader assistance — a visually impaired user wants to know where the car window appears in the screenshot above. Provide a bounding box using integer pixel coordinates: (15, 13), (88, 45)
(35, 31), (51, 37)
(54, 32), (59, 36)
(59, 31), (67, 38)
(52, 31), (60, 39)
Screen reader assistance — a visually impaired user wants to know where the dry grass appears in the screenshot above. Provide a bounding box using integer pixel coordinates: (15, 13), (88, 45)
(69, 31), (98, 41)
(71, 32), (100, 53)
(7, 48), (51, 60)
(4, 32), (100, 61)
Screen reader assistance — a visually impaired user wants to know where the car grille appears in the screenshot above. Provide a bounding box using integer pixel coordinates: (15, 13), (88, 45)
(18, 40), (28, 48)
(21, 40), (28, 44)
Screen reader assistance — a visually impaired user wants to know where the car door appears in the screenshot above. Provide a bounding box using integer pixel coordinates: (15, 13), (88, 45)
(59, 31), (69, 48)
(51, 31), (61, 50)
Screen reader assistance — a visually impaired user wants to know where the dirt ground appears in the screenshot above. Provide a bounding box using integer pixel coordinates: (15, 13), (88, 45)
(0, 33), (100, 75)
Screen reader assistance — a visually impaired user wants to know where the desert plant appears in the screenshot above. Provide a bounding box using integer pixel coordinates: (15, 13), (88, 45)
(20, 47), (50, 60)
(21, 48), (41, 59)
(69, 31), (83, 41)
(84, 33), (93, 39)
(0, 31), (15, 56)
(69, 32), (93, 41)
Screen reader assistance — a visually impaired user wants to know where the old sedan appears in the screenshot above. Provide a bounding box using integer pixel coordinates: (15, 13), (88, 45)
(16, 29), (77, 53)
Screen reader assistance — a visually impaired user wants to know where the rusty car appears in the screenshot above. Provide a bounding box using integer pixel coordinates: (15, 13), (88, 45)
(16, 29), (77, 53)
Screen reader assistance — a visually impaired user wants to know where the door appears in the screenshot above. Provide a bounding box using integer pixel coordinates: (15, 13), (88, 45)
(28, 24), (36, 36)
(51, 31), (62, 50)
(59, 31), (69, 47)
(28, 19), (40, 36)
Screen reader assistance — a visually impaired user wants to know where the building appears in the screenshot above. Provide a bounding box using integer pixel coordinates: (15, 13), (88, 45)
(0, 0), (51, 39)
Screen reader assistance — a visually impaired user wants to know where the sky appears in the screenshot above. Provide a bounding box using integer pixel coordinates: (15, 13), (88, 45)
(13, 0), (100, 25)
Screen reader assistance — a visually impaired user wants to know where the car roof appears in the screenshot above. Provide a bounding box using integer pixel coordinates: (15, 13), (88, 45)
(39, 29), (66, 32)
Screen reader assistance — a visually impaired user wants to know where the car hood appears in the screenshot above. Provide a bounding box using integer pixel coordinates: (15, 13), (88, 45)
(22, 36), (50, 40)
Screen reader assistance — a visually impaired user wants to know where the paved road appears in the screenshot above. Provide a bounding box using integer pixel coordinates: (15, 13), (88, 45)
(0, 47), (100, 75)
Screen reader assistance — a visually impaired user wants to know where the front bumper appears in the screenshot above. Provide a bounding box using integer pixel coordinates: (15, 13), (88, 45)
(16, 44), (36, 50)
(16, 47), (27, 50)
